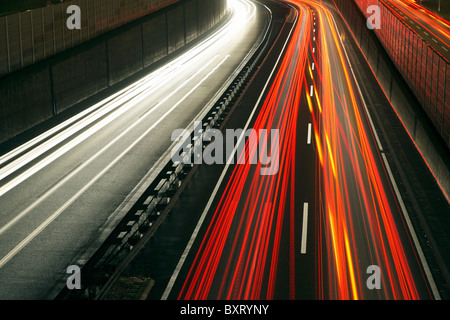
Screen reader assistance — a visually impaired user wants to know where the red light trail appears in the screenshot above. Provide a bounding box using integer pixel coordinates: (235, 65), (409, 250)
(178, 3), (311, 300)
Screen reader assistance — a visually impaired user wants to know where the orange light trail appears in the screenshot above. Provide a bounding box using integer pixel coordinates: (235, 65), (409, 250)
(307, 1), (430, 299)
(387, 0), (450, 44)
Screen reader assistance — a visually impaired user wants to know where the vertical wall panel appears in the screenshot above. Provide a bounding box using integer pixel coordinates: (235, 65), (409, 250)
(167, 4), (185, 54)
(0, 17), (8, 75)
(0, 67), (53, 143)
(0, 0), (180, 78)
(107, 25), (143, 85)
(32, 9), (45, 62)
(7, 14), (21, 72)
(20, 11), (33, 67)
(52, 5), (64, 54)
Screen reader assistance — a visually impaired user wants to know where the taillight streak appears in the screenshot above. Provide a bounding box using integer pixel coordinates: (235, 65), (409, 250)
(178, 4), (310, 300)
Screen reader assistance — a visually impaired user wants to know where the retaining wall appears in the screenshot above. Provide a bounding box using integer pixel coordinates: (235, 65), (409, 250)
(0, 0), (228, 144)
(352, 0), (449, 148)
(0, 0), (181, 78)
(332, 0), (449, 197)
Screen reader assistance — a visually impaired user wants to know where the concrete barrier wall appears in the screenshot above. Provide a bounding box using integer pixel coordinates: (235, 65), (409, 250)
(352, 0), (449, 149)
(198, 0), (211, 35)
(0, 0), (228, 144)
(333, 0), (449, 198)
(0, 0), (180, 78)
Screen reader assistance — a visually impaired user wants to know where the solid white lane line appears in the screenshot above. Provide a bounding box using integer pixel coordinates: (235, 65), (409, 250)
(307, 123), (312, 145)
(0, 56), (230, 270)
(301, 202), (309, 254)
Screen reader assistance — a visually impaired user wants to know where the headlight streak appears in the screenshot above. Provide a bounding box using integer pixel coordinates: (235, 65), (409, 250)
(0, 55), (220, 199)
(0, 55), (231, 269)
(382, 0), (450, 46)
(0, 0), (256, 199)
(351, 0), (450, 207)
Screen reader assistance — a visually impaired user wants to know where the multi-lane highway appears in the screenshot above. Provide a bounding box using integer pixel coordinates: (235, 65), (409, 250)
(0, 0), (449, 301)
(0, 0), (271, 299)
